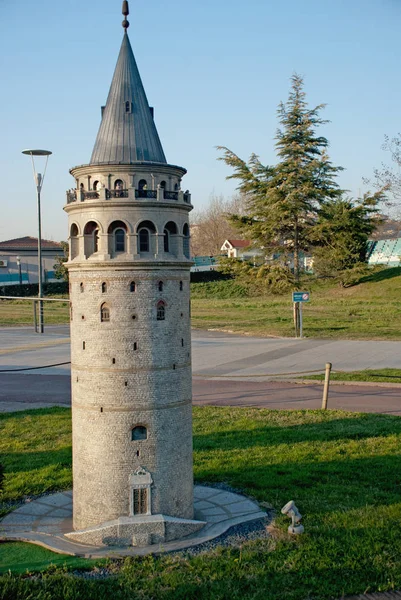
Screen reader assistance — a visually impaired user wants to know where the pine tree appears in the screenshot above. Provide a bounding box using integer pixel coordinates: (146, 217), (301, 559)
(218, 74), (343, 284)
(311, 192), (385, 277)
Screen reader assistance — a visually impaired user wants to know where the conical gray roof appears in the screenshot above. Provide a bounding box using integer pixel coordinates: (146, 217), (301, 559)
(90, 32), (167, 165)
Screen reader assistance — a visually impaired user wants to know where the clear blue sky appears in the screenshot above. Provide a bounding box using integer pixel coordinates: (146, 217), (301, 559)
(1, 0), (400, 242)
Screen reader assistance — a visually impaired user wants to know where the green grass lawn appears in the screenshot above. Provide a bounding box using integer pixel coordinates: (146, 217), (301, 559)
(3, 267), (401, 339)
(191, 267), (401, 339)
(0, 298), (69, 326)
(1, 406), (401, 599)
(306, 368), (401, 383)
(0, 542), (96, 575)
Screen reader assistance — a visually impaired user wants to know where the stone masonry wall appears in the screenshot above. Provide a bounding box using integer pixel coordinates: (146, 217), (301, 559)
(69, 266), (194, 530)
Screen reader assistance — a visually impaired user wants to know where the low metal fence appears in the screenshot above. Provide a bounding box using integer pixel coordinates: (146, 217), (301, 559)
(0, 296), (70, 332)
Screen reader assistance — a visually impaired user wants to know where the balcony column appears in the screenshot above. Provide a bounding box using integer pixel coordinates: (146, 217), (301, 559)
(176, 234), (185, 260)
(157, 185), (164, 201)
(154, 233), (165, 258)
(97, 233), (110, 260)
(127, 233), (137, 256)
(79, 235), (86, 259)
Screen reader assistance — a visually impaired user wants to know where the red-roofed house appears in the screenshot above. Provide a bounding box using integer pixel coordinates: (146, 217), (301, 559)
(0, 237), (64, 285)
(220, 239), (263, 261)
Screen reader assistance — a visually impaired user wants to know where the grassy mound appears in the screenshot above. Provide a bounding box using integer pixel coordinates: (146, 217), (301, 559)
(191, 267), (401, 338)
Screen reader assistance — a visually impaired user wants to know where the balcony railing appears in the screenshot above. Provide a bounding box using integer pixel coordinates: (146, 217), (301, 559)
(66, 186), (191, 204)
(107, 189), (129, 199)
(66, 190), (77, 204)
(164, 191), (179, 200)
(83, 191), (99, 200)
(135, 189), (157, 199)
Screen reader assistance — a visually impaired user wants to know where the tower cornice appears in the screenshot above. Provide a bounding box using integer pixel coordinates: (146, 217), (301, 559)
(70, 163), (187, 178)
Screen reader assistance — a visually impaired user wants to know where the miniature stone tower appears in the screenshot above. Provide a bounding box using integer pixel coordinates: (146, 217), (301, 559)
(64, 3), (202, 547)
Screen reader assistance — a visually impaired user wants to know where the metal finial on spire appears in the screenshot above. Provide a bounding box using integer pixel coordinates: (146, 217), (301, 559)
(122, 0), (129, 30)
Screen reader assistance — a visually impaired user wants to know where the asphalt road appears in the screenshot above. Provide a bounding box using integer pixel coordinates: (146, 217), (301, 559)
(1, 326), (401, 414)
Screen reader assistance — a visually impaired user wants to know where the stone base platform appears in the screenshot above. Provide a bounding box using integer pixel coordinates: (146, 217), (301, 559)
(65, 514), (206, 547)
(0, 486), (266, 558)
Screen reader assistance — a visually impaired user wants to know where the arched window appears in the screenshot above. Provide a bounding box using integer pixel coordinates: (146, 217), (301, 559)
(130, 281), (136, 292)
(108, 221), (127, 255)
(174, 183), (179, 191)
(138, 179), (147, 191)
(100, 303), (110, 322)
(157, 300), (166, 321)
(180, 281), (183, 291)
(115, 228), (125, 252)
(84, 221), (100, 257)
(70, 224), (79, 260)
(137, 220), (156, 253)
(158, 281), (163, 292)
(139, 228), (149, 252)
(93, 180), (101, 191)
(114, 179), (124, 197)
(102, 282), (107, 293)
(164, 221), (178, 255)
(160, 180), (166, 189)
(183, 223), (190, 259)
(164, 229), (169, 252)
(131, 426), (147, 441)
(80, 282), (84, 293)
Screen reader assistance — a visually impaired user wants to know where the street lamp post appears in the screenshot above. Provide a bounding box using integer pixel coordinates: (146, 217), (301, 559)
(16, 256), (22, 285)
(22, 149), (52, 334)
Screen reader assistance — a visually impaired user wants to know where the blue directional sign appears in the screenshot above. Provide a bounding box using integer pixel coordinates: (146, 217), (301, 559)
(292, 291), (310, 302)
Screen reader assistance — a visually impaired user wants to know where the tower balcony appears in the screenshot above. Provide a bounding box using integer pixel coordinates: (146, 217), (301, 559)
(66, 187), (191, 205)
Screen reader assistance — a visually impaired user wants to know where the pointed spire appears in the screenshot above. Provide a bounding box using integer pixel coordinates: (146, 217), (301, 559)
(90, 3), (166, 165)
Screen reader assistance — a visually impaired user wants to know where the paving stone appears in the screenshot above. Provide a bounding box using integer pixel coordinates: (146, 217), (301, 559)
(193, 487), (220, 500)
(225, 501), (260, 514)
(12, 503), (54, 517)
(1, 514), (36, 525)
(193, 500), (216, 510)
(38, 517), (67, 526)
(202, 514), (230, 523)
(197, 507), (227, 516)
(47, 508), (73, 518)
(210, 491), (248, 505)
(39, 493), (72, 507)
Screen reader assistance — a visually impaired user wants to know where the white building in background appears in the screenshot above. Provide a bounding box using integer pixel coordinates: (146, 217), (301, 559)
(0, 237), (64, 286)
(64, 2), (204, 548)
(221, 239), (263, 262)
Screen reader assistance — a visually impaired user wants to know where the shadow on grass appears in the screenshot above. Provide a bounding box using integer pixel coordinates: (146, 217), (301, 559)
(195, 455), (401, 513)
(4, 448), (72, 473)
(193, 413), (401, 451)
(358, 266), (401, 284)
(0, 406), (70, 422)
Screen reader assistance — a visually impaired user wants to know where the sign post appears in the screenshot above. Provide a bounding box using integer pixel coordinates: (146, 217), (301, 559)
(292, 292), (310, 338)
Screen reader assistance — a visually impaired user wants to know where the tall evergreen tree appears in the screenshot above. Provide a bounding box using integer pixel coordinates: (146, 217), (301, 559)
(218, 74), (343, 284)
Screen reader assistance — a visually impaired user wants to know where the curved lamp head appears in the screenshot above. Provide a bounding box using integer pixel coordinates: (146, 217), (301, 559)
(22, 149), (52, 156)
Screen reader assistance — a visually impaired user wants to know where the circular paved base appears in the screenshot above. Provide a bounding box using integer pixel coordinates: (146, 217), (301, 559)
(0, 486), (266, 557)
